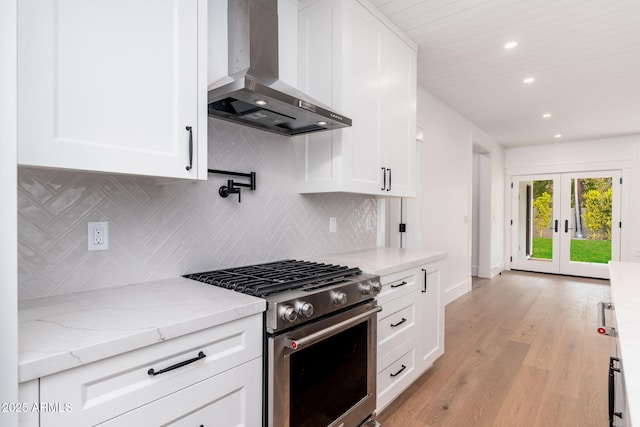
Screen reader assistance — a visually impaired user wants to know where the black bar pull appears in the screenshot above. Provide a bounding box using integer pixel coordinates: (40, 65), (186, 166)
(147, 351), (206, 376)
(609, 357), (622, 427)
(391, 281), (407, 288)
(564, 219), (569, 233)
(390, 364), (407, 377)
(554, 219), (558, 233)
(390, 317), (407, 328)
(422, 268), (427, 293)
(387, 168), (392, 191)
(381, 167), (387, 190)
(185, 126), (193, 171)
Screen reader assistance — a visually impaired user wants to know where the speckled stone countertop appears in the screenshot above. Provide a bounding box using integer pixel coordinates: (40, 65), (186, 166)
(608, 261), (640, 427)
(311, 247), (447, 275)
(18, 277), (265, 382)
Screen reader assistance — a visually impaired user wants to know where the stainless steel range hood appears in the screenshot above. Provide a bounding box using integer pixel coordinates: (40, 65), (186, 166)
(208, 0), (352, 136)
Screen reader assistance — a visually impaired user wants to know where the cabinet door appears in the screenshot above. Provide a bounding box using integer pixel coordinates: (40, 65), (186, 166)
(341, 1), (382, 194)
(417, 263), (444, 372)
(380, 32), (416, 197)
(97, 357), (262, 427)
(18, 0), (206, 179)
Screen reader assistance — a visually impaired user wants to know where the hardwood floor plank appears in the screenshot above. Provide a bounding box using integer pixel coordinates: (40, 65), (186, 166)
(377, 271), (610, 427)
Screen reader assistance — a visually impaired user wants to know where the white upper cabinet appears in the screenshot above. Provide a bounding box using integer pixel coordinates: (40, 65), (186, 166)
(297, 0), (417, 197)
(18, 0), (208, 180)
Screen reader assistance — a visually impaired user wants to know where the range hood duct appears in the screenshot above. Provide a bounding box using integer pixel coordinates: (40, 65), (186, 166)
(208, 0), (352, 136)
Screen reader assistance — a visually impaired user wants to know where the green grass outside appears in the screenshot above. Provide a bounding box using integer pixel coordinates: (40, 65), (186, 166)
(531, 237), (611, 264)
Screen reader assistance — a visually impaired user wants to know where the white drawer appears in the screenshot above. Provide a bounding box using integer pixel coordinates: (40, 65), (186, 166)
(97, 357), (262, 427)
(377, 292), (418, 357)
(377, 269), (418, 305)
(40, 314), (262, 427)
(377, 340), (417, 411)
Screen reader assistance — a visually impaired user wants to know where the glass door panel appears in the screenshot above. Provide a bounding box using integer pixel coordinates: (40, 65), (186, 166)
(559, 171), (621, 278)
(510, 174), (561, 274)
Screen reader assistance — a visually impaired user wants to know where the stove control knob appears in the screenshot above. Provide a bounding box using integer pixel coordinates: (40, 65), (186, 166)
(369, 279), (382, 295)
(296, 301), (314, 318)
(280, 305), (298, 322)
(359, 282), (373, 295)
(333, 291), (348, 305)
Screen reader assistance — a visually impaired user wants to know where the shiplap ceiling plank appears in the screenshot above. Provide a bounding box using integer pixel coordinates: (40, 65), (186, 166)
(369, 0), (640, 146)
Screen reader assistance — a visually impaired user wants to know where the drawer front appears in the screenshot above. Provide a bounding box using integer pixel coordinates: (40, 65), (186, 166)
(377, 293), (417, 357)
(40, 314), (262, 427)
(377, 342), (417, 411)
(377, 269), (418, 305)
(97, 357), (262, 427)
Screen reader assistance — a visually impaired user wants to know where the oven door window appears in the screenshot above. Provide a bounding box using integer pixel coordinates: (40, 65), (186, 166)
(289, 321), (368, 427)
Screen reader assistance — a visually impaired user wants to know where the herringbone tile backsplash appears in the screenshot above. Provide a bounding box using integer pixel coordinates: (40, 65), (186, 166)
(17, 120), (377, 299)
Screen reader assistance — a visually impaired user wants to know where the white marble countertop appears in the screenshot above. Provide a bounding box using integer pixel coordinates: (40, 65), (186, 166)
(608, 261), (640, 427)
(311, 247), (447, 276)
(18, 277), (265, 382)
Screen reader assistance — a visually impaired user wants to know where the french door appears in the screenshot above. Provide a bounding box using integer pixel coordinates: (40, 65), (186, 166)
(510, 171), (621, 279)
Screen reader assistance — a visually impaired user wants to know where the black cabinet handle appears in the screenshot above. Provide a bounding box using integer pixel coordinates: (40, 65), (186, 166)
(381, 167), (387, 190)
(609, 357), (623, 427)
(554, 219), (558, 233)
(387, 168), (392, 191)
(391, 281), (407, 288)
(390, 317), (407, 328)
(390, 364), (406, 377)
(421, 268), (427, 293)
(147, 351), (206, 376)
(564, 219), (569, 233)
(185, 126), (193, 171)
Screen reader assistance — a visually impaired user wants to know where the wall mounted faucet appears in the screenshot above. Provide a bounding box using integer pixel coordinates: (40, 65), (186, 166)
(208, 169), (256, 203)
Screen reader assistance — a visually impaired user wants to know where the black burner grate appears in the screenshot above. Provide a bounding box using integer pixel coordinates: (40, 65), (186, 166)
(184, 260), (361, 297)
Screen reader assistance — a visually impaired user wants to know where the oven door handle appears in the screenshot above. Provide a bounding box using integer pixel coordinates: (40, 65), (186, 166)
(285, 305), (382, 351)
(597, 302), (616, 336)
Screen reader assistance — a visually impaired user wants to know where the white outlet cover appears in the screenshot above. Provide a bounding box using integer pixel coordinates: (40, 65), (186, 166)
(329, 217), (337, 233)
(88, 221), (109, 251)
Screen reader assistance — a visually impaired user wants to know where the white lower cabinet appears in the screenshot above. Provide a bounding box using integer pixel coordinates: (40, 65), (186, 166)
(376, 261), (443, 412)
(35, 314), (262, 427)
(97, 357), (262, 427)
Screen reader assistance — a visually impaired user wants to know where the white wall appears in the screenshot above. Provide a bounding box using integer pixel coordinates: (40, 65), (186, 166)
(1, 0), (19, 423)
(505, 135), (640, 266)
(415, 86), (504, 304)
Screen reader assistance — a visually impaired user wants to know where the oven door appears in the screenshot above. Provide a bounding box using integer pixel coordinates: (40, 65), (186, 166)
(268, 301), (381, 427)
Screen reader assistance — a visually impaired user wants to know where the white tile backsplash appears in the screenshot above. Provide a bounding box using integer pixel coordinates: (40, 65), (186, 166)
(17, 119), (377, 299)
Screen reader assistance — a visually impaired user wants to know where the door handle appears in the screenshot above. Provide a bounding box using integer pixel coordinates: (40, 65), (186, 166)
(565, 219), (568, 233)
(185, 126), (193, 171)
(390, 317), (407, 328)
(390, 364), (407, 378)
(381, 167), (387, 191)
(609, 357), (623, 427)
(387, 168), (392, 191)
(421, 268), (427, 293)
(554, 220), (558, 233)
(147, 351), (206, 376)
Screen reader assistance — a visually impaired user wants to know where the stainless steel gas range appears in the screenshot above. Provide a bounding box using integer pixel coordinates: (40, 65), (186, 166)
(185, 260), (382, 427)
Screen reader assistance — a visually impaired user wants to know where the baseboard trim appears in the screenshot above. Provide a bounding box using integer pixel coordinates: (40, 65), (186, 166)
(444, 278), (471, 305)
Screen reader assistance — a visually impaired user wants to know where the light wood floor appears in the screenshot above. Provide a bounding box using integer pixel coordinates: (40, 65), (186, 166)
(377, 270), (611, 427)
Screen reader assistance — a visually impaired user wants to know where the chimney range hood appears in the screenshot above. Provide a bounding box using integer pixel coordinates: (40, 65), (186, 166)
(208, 0), (352, 136)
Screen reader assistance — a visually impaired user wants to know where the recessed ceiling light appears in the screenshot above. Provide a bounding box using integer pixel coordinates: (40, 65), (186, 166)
(523, 77), (535, 84)
(504, 41), (518, 49)
(542, 113), (552, 118)
(554, 134), (562, 138)
(255, 99), (267, 106)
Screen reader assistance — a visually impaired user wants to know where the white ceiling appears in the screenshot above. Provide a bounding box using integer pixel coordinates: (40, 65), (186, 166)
(369, 0), (640, 147)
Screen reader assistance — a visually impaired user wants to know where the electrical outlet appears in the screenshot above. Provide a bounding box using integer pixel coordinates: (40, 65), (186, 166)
(88, 221), (109, 251)
(329, 217), (337, 233)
